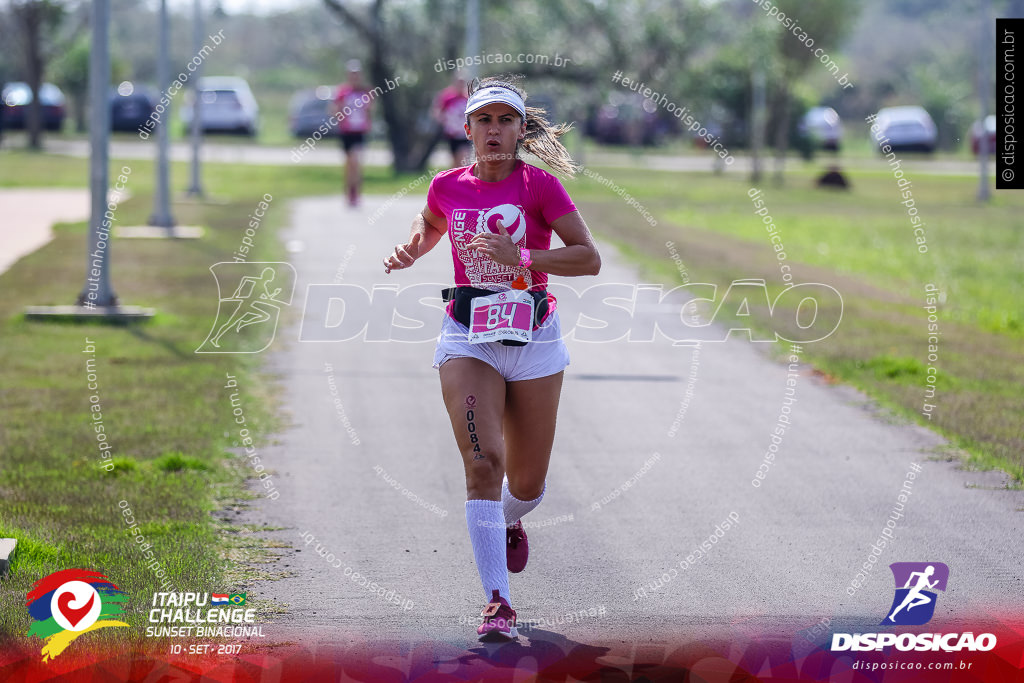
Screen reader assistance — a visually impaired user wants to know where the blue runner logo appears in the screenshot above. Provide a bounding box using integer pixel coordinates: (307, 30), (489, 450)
(883, 562), (949, 626)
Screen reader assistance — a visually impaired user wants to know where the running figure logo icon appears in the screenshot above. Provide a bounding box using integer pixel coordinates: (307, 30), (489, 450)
(883, 562), (949, 626)
(197, 262), (296, 353)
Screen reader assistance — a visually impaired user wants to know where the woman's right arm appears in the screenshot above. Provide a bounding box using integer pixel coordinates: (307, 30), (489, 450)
(383, 205), (447, 273)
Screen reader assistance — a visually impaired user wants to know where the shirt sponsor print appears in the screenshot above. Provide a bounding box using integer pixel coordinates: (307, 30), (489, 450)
(451, 203), (532, 289)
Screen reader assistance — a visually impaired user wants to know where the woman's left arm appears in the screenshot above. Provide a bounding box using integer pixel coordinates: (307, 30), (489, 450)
(531, 210), (601, 277)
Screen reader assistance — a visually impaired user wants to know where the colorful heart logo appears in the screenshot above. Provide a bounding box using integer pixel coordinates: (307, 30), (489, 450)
(56, 591), (95, 628)
(48, 581), (102, 632)
(27, 569), (129, 661)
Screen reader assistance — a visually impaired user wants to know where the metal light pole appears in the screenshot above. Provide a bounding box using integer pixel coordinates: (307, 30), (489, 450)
(149, 0), (175, 227)
(186, 0), (204, 197)
(978, 0), (992, 202)
(464, 0), (480, 81)
(77, 0), (116, 307)
(28, 0), (153, 319)
(750, 68), (766, 183)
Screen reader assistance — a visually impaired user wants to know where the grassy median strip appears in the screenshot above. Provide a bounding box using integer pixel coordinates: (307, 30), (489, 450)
(0, 220), (276, 645)
(572, 167), (1023, 483)
(0, 170), (277, 644)
(0, 149), (421, 198)
(0, 149), (436, 646)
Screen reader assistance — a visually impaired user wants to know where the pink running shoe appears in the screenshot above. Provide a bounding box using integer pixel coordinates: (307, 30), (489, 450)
(506, 520), (529, 573)
(477, 590), (518, 641)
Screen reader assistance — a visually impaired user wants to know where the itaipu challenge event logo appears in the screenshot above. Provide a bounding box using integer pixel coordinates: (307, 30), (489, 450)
(26, 569), (129, 661)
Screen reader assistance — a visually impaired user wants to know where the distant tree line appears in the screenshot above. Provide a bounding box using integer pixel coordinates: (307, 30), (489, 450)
(3, 0), (1021, 172)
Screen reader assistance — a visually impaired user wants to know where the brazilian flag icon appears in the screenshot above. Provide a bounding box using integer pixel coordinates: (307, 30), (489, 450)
(229, 593), (246, 606)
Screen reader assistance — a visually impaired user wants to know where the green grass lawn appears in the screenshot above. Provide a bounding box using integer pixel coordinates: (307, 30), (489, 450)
(0, 164), (292, 645)
(0, 148), (448, 646)
(567, 165), (1023, 335)
(0, 148), (417, 199)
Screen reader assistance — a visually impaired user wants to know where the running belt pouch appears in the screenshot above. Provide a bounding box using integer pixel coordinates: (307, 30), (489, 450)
(441, 286), (549, 344)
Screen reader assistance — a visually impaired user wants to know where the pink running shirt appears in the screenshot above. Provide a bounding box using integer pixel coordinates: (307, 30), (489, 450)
(427, 160), (577, 299)
(434, 86), (469, 138)
(334, 84), (372, 133)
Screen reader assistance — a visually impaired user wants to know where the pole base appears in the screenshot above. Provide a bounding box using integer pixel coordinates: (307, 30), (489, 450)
(25, 304), (156, 321)
(0, 538), (15, 578)
(116, 225), (204, 239)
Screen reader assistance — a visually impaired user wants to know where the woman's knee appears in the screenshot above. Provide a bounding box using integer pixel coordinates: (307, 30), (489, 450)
(506, 473), (545, 501)
(464, 449), (504, 493)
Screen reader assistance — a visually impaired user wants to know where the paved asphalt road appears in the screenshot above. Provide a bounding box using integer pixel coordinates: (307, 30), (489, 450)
(235, 193), (1021, 671)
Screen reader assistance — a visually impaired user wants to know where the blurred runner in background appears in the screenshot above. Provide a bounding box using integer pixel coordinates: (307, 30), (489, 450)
(334, 59), (373, 207)
(432, 72), (471, 168)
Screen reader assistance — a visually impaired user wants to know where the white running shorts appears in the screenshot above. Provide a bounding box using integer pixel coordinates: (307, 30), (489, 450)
(432, 309), (570, 382)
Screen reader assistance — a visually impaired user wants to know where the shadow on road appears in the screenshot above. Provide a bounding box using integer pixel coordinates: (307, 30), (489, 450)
(443, 629), (687, 679)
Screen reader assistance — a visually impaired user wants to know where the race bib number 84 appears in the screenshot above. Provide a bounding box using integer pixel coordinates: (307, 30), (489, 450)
(468, 290), (534, 345)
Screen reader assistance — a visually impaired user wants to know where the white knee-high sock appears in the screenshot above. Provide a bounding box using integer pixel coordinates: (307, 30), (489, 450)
(502, 476), (546, 526)
(465, 499), (510, 602)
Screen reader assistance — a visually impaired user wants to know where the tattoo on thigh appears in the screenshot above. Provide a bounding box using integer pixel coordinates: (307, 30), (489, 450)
(465, 395), (483, 460)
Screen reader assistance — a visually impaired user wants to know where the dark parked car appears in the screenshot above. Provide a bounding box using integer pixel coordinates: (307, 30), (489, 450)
(111, 82), (156, 131)
(799, 106), (843, 151)
(288, 86), (338, 138)
(1, 82), (66, 130)
(588, 92), (666, 146)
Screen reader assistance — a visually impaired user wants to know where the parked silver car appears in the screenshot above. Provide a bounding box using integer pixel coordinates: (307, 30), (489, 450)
(872, 105), (937, 153)
(180, 76), (259, 136)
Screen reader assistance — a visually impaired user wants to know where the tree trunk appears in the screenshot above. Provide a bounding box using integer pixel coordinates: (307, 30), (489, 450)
(74, 94), (86, 133)
(750, 67), (766, 184)
(367, 44), (416, 173)
(23, 4), (45, 150)
(772, 84), (791, 186)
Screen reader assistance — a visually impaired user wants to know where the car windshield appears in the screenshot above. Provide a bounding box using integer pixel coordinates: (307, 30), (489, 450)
(202, 90), (241, 106)
(299, 99), (329, 115)
(3, 84), (31, 106)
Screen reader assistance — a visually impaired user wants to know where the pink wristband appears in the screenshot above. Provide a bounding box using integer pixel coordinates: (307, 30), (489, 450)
(519, 248), (532, 269)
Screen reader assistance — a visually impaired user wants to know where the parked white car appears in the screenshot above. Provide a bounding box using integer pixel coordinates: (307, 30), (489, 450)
(872, 105), (937, 153)
(180, 77), (259, 136)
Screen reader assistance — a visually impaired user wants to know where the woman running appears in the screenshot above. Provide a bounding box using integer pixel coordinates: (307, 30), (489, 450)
(382, 75), (601, 641)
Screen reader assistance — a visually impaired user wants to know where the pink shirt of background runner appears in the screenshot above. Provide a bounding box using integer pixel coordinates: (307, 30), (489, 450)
(334, 84), (373, 133)
(434, 86), (470, 138)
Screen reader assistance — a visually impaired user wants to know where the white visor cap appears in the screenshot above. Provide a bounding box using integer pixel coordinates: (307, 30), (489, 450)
(464, 86), (526, 120)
